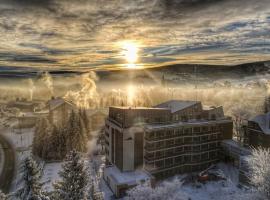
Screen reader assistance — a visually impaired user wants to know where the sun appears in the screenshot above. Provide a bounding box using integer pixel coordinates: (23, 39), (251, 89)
(120, 41), (139, 68)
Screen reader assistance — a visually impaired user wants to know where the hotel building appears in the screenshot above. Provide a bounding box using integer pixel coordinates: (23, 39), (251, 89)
(103, 100), (233, 196)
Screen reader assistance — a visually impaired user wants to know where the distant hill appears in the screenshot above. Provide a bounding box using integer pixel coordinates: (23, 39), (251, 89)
(96, 60), (270, 83)
(0, 60), (269, 82)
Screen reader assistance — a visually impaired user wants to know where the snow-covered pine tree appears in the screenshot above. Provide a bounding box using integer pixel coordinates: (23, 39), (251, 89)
(33, 117), (50, 158)
(79, 108), (91, 138)
(247, 147), (270, 199)
(0, 190), (7, 200)
(53, 150), (87, 200)
(66, 111), (79, 152)
(78, 115), (88, 152)
(15, 157), (49, 200)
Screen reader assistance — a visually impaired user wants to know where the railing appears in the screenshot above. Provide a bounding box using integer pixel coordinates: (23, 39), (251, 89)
(144, 147), (220, 162)
(144, 140), (220, 152)
(144, 158), (219, 173)
(145, 132), (221, 142)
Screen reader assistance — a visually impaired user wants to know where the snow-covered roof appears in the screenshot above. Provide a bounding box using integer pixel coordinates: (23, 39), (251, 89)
(250, 112), (270, 134)
(104, 165), (151, 186)
(145, 118), (232, 130)
(203, 105), (217, 110)
(47, 97), (75, 110)
(111, 106), (169, 110)
(154, 100), (199, 113)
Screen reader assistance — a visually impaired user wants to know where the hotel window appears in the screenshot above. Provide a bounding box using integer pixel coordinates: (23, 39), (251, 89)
(201, 152), (209, 160)
(175, 156), (182, 164)
(201, 135), (208, 142)
(166, 130), (173, 138)
(184, 137), (192, 143)
(145, 152), (154, 159)
(184, 128), (192, 135)
(192, 155), (200, 162)
(193, 136), (200, 143)
(176, 128), (183, 136)
(184, 155), (191, 162)
(209, 142), (217, 149)
(202, 126), (208, 132)
(147, 132), (155, 140)
(166, 140), (174, 147)
(175, 138), (183, 145)
(165, 149), (174, 157)
(156, 141), (164, 148)
(212, 134), (217, 140)
(184, 146), (192, 152)
(193, 145), (200, 152)
(209, 151), (218, 159)
(175, 147), (183, 154)
(145, 142), (155, 150)
(155, 151), (164, 158)
(158, 131), (165, 139)
(165, 158), (174, 167)
(201, 144), (208, 151)
(155, 160), (164, 168)
(193, 127), (200, 133)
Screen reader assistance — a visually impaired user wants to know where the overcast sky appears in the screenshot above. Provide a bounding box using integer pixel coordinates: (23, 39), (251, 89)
(0, 0), (269, 71)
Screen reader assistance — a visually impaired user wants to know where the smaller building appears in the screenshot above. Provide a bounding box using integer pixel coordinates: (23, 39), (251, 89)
(246, 112), (270, 148)
(103, 165), (154, 198)
(45, 97), (76, 125)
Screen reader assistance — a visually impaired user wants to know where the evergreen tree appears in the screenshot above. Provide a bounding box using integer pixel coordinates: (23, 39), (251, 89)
(53, 150), (87, 200)
(33, 118), (50, 157)
(80, 108), (91, 138)
(264, 95), (270, 113)
(15, 157), (49, 200)
(66, 111), (79, 152)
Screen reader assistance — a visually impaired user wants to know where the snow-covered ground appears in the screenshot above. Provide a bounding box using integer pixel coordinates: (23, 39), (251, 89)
(41, 162), (63, 192)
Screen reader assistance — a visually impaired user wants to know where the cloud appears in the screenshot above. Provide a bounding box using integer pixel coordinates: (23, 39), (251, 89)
(0, 0), (269, 71)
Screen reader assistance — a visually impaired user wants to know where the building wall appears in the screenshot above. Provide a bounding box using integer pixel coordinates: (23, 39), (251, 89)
(105, 119), (144, 171)
(105, 105), (233, 179)
(220, 121), (234, 140)
(108, 107), (171, 128)
(172, 102), (203, 121)
(143, 122), (231, 179)
(49, 103), (73, 125)
(122, 130), (135, 171)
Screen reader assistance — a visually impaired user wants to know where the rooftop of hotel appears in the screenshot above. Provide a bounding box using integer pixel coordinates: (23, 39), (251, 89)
(154, 100), (200, 113)
(110, 106), (170, 110)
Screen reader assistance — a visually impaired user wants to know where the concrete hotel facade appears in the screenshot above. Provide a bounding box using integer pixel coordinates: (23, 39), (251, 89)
(104, 100), (233, 180)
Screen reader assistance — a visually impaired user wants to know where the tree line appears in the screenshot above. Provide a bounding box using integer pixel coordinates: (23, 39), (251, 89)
(33, 109), (90, 161)
(0, 150), (103, 200)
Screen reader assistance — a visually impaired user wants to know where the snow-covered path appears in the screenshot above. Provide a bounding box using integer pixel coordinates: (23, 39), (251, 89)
(0, 127), (34, 192)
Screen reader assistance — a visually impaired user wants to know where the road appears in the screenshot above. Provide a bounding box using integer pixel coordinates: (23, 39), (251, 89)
(0, 134), (15, 193)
